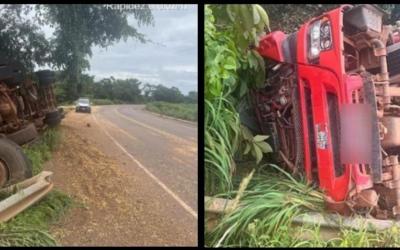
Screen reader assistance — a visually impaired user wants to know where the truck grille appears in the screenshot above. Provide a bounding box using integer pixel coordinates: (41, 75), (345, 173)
(305, 87), (318, 184)
(327, 92), (342, 177)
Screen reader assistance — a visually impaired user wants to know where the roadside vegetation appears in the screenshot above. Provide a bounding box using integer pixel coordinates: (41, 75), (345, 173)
(206, 164), (400, 247)
(145, 102), (197, 122)
(55, 74), (197, 106)
(205, 4), (400, 247)
(23, 129), (60, 175)
(0, 128), (72, 246)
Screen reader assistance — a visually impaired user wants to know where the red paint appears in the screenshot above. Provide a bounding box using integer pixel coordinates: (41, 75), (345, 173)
(257, 31), (286, 62)
(256, 4), (375, 202)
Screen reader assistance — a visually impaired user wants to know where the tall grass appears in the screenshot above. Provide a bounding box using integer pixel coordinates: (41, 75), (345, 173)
(206, 164), (400, 247)
(206, 164), (325, 247)
(0, 190), (72, 246)
(205, 98), (240, 196)
(23, 128), (61, 175)
(145, 101), (197, 121)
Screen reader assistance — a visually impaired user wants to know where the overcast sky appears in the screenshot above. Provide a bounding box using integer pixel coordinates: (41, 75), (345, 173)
(38, 4), (198, 95)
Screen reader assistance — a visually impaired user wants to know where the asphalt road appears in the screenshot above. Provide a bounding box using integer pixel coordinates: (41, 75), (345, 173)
(91, 105), (198, 245)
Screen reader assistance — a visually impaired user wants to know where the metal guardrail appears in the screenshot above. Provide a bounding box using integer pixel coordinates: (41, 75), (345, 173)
(0, 171), (53, 222)
(205, 196), (400, 235)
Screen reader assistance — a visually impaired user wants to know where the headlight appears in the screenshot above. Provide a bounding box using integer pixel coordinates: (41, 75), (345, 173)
(320, 20), (332, 50)
(308, 18), (332, 63)
(308, 20), (321, 61)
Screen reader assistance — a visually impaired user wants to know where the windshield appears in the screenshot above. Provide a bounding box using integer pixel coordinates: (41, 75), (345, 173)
(78, 99), (89, 104)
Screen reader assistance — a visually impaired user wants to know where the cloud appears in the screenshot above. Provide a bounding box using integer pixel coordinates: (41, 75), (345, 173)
(34, 4), (198, 95)
(88, 4), (198, 94)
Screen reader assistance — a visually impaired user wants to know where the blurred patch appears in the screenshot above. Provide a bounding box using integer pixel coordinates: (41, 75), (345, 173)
(340, 103), (372, 164)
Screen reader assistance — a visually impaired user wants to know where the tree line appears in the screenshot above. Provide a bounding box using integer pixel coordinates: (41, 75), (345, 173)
(54, 74), (197, 104)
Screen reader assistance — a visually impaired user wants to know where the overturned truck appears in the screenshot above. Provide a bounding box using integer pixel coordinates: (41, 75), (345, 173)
(0, 57), (62, 219)
(253, 4), (400, 219)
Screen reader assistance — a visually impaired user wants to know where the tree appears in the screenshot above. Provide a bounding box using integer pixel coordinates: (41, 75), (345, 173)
(0, 5), (51, 72)
(185, 91), (197, 103)
(111, 78), (142, 103)
(34, 4), (154, 100)
(151, 85), (185, 103)
(142, 83), (157, 101)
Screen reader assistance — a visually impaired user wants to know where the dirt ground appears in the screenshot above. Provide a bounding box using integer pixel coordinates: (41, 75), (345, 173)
(45, 106), (197, 246)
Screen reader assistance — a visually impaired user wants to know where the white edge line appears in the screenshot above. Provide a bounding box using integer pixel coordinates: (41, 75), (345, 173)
(115, 108), (197, 145)
(142, 108), (197, 127)
(92, 113), (198, 219)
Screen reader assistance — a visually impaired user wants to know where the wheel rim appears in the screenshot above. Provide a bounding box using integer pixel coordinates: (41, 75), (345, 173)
(0, 160), (8, 187)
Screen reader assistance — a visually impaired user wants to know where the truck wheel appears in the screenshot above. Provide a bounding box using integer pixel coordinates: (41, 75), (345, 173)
(36, 70), (55, 86)
(36, 70), (54, 79)
(44, 111), (61, 127)
(38, 77), (55, 86)
(4, 74), (24, 87)
(0, 66), (12, 81)
(46, 110), (61, 119)
(6, 123), (39, 146)
(0, 138), (32, 187)
(0, 53), (9, 66)
(45, 117), (61, 127)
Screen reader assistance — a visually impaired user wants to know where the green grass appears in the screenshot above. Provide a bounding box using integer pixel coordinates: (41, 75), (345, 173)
(0, 189), (72, 246)
(23, 128), (61, 175)
(0, 128), (73, 246)
(145, 101), (198, 122)
(206, 164), (400, 247)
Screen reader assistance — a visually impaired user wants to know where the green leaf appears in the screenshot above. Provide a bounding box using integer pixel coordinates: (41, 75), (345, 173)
(252, 5), (260, 25)
(255, 141), (273, 153)
(239, 80), (248, 98)
(253, 143), (263, 164)
(223, 75), (236, 88)
(243, 143), (251, 155)
(253, 135), (269, 142)
(241, 125), (253, 140)
(224, 56), (237, 70)
(248, 52), (257, 69)
(252, 50), (266, 88)
(226, 5), (235, 22)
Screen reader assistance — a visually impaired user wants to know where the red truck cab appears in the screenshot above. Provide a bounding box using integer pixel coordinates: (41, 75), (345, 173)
(254, 4), (400, 218)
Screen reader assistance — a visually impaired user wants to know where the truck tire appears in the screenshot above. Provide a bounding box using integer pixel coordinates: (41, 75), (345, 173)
(46, 110), (61, 119)
(45, 117), (61, 127)
(36, 70), (55, 79)
(4, 74), (24, 87)
(6, 123), (39, 146)
(0, 53), (9, 66)
(0, 138), (32, 187)
(0, 66), (12, 81)
(36, 70), (55, 86)
(38, 77), (55, 86)
(44, 111), (61, 127)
